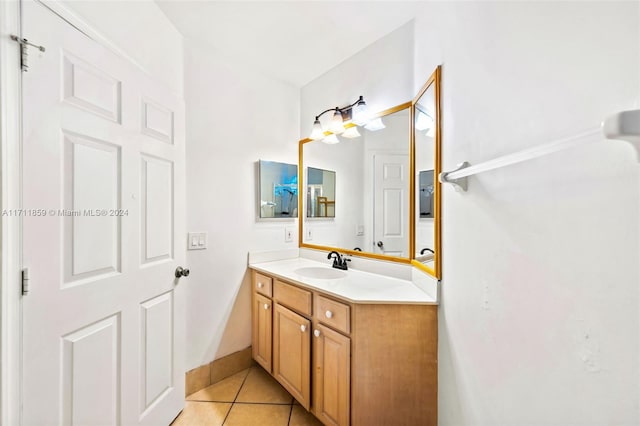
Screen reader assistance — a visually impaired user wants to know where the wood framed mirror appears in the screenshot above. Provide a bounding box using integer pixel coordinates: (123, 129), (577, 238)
(410, 66), (442, 278)
(298, 102), (413, 263)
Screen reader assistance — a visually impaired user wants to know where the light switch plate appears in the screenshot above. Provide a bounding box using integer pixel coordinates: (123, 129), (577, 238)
(306, 227), (313, 241)
(284, 227), (294, 243)
(188, 232), (207, 250)
(355, 224), (364, 236)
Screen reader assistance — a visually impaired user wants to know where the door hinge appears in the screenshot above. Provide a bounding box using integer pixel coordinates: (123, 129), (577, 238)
(10, 35), (46, 72)
(22, 268), (30, 296)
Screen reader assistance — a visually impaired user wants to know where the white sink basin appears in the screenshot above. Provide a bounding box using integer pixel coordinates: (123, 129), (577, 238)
(294, 267), (346, 280)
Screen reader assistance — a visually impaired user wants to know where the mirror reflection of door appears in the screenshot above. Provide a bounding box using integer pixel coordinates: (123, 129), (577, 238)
(373, 154), (409, 257)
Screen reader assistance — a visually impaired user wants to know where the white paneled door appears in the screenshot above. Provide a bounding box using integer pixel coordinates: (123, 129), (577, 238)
(373, 154), (409, 257)
(21, 2), (186, 425)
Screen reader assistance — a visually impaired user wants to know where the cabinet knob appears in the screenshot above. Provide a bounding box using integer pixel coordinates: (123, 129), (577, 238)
(314, 329), (321, 337)
(300, 325), (307, 332)
(325, 310), (333, 319)
(263, 303), (269, 310)
(258, 282), (264, 288)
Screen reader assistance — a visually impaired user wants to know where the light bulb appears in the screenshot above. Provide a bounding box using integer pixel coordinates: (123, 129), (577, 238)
(352, 97), (369, 125)
(328, 109), (345, 134)
(309, 118), (324, 140)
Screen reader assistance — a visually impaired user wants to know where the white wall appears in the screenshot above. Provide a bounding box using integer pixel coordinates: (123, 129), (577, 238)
(412, 2), (640, 425)
(61, 0), (184, 97)
(300, 21), (414, 256)
(184, 41), (300, 370)
(302, 135), (365, 250)
(300, 21), (414, 138)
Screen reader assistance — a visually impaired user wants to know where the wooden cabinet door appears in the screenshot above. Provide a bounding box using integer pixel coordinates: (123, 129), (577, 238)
(313, 324), (351, 426)
(252, 293), (273, 371)
(273, 303), (311, 409)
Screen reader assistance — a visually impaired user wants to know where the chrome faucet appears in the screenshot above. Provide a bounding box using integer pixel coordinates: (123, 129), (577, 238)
(327, 251), (350, 270)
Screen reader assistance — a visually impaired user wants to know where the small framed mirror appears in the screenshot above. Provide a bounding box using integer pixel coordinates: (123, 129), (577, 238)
(411, 66), (441, 278)
(306, 167), (336, 218)
(258, 160), (298, 218)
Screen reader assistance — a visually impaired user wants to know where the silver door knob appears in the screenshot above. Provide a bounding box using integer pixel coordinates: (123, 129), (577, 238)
(377, 241), (384, 248)
(314, 329), (321, 337)
(325, 310), (333, 319)
(300, 325), (307, 332)
(263, 304), (269, 310)
(175, 266), (190, 278)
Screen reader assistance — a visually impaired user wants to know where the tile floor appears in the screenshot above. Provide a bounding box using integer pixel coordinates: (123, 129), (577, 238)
(172, 366), (323, 426)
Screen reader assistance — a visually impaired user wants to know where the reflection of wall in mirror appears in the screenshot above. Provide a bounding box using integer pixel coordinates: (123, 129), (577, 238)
(419, 170), (434, 218)
(414, 107), (436, 255)
(303, 140), (364, 249)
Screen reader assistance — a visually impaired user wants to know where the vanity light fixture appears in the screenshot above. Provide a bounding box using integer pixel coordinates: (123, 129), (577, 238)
(309, 95), (369, 141)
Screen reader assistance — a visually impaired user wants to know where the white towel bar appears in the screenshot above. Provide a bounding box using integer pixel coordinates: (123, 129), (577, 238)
(439, 109), (640, 192)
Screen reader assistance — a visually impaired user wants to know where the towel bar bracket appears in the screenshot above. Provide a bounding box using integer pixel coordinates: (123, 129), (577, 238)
(439, 161), (470, 192)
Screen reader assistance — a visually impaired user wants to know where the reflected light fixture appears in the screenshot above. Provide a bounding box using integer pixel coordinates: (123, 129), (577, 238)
(342, 126), (361, 138)
(322, 134), (340, 144)
(364, 117), (385, 131)
(308, 95), (369, 142)
(415, 110), (434, 131)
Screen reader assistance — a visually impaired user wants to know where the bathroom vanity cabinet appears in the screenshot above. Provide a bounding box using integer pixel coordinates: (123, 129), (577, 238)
(250, 269), (437, 426)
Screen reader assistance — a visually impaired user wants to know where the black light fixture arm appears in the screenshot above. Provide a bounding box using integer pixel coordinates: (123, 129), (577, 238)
(313, 96), (365, 120)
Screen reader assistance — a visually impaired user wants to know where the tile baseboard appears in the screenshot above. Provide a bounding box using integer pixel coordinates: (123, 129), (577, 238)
(185, 347), (255, 397)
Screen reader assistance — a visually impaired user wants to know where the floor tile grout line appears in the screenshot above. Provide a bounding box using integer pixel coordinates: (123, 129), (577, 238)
(188, 399), (293, 405)
(221, 367), (252, 425)
(287, 403), (293, 426)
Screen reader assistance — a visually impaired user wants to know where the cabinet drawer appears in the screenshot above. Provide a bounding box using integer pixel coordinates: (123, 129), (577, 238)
(254, 272), (273, 297)
(274, 280), (312, 316)
(315, 295), (350, 334)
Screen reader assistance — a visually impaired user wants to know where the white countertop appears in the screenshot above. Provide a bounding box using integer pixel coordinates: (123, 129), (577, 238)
(249, 257), (437, 305)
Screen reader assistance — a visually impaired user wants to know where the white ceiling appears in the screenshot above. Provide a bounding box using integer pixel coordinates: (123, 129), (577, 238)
(155, 1), (420, 87)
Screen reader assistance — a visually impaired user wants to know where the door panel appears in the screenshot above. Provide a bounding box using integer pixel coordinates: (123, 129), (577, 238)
(61, 314), (121, 426)
(140, 292), (174, 411)
(142, 98), (174, 144)
(64, 131), (121, 284)
(21, 2), (186, 425)
(141, 155), (174, 263)
(313, 324), (350, 426)
(273, 303), (310, 409)
(62, 51), (122, 123)
(252, 293), (273, 371)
